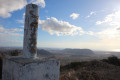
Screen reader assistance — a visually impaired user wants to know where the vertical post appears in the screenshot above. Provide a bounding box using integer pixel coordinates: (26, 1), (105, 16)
(23, 4), (39, 58)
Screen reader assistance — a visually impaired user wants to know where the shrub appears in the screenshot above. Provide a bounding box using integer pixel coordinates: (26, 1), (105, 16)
(10, 50), (21, 56)
(69, 62), (87, 69)
(108, 56), (120, 66)
(102, 56), (120, 66)
(70, 62), (83, 68)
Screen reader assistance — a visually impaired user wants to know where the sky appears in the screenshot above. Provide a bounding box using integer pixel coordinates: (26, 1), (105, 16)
(0, 0), (120, 51)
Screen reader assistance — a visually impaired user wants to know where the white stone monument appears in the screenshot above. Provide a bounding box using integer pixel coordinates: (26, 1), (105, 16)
(23, 4), (39, 58)
(2, 4), (60, 80)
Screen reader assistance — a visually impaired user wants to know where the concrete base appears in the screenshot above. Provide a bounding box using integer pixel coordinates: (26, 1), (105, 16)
(2, 57), (60, 80)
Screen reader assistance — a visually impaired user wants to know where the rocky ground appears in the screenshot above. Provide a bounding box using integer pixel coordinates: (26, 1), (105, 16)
(60, 60), (120, 80)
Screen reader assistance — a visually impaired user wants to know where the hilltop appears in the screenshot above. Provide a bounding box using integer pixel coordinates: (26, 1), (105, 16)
(60, 56), (120, 80)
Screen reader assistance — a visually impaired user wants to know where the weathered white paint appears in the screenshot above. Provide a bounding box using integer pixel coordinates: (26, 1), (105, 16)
(2, 4), (60, 80)
(23, 4), (39, 58)
(2, 57), (60, 80)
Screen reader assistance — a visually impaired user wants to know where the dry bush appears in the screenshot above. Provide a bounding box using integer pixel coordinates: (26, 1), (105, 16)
(10, 49), (21, 56)
(60, 60), (120, 80)
(102, 56), (120, 66)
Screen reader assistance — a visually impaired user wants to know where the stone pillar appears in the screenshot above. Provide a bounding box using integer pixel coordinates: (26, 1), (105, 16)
(2, 4), (60, 80)
(23, 4), (39, 58)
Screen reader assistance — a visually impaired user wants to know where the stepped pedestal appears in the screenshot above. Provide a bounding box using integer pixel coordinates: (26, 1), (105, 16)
(2, 57), (60, 80)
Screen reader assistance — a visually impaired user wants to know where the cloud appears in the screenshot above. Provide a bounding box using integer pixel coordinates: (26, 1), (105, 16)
(117, 27), (120, 30)
(16, 20), (24, 24)
(96, 21), (102, 25)
(86, 11), (96, 18)
(0, 25), (23, 47)
(0, 32), (23, 47)
(86, 31), (94, 35)
(95, 11), (120, 40)
(90, 12), (96, 15)
(70, 13), (80, 20)
(22, 12), (25, 18)
(96, 28), (120, 40)
(39, 17), (85, 36)
(91, 27), (120, 50)
(0, 0), (45, 18)
(16, 12), (25, 24)
(20, 26), (24, 28)
(0, 0), (27, 18)
(0, 26), (23, 33)
(96, 11), (120, 26)
(29, 0), (45, 8)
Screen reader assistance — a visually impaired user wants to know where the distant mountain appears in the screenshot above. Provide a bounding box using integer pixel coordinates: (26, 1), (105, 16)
(37, 49), (54, 57)
(62, 48), (94, 56)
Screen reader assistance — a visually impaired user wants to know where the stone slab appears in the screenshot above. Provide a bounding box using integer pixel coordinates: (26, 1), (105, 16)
(2, 57), (60, 80)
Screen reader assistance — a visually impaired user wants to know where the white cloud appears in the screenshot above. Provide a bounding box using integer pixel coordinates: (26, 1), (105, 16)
(29, 0), (45, 8)
(95, 10), (120, 43)
(90, 12), (95, 15)
(0, 32), (23, 47)
(0, 0), (45, 18)
(20, 26), (24, 28)
(86, 11), (96, 18)
(95, 11), (120, 41)
(96, 11), (120, 26)
(91, 27), (120, 50)
(96, 28), (120, 40)
(70, 13), (80, 20)
(0, 0), (27, 18)
(96, 21), (102, 25)
(117, 27), (120, 30)
(22, 12), (25, 18)
(39, 19), (44, 24)
(16, 20), (24, 23)
(0, 32), (23, 37)
(0, 25), (23, 47)
(86, 31), (94, 35)
(16, 12), (25, 24)
(0, 26), (23, 33)
(39, 17), (85, 36)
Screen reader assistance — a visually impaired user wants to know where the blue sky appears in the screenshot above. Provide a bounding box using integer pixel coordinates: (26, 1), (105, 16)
(0, 0), (120, 51)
